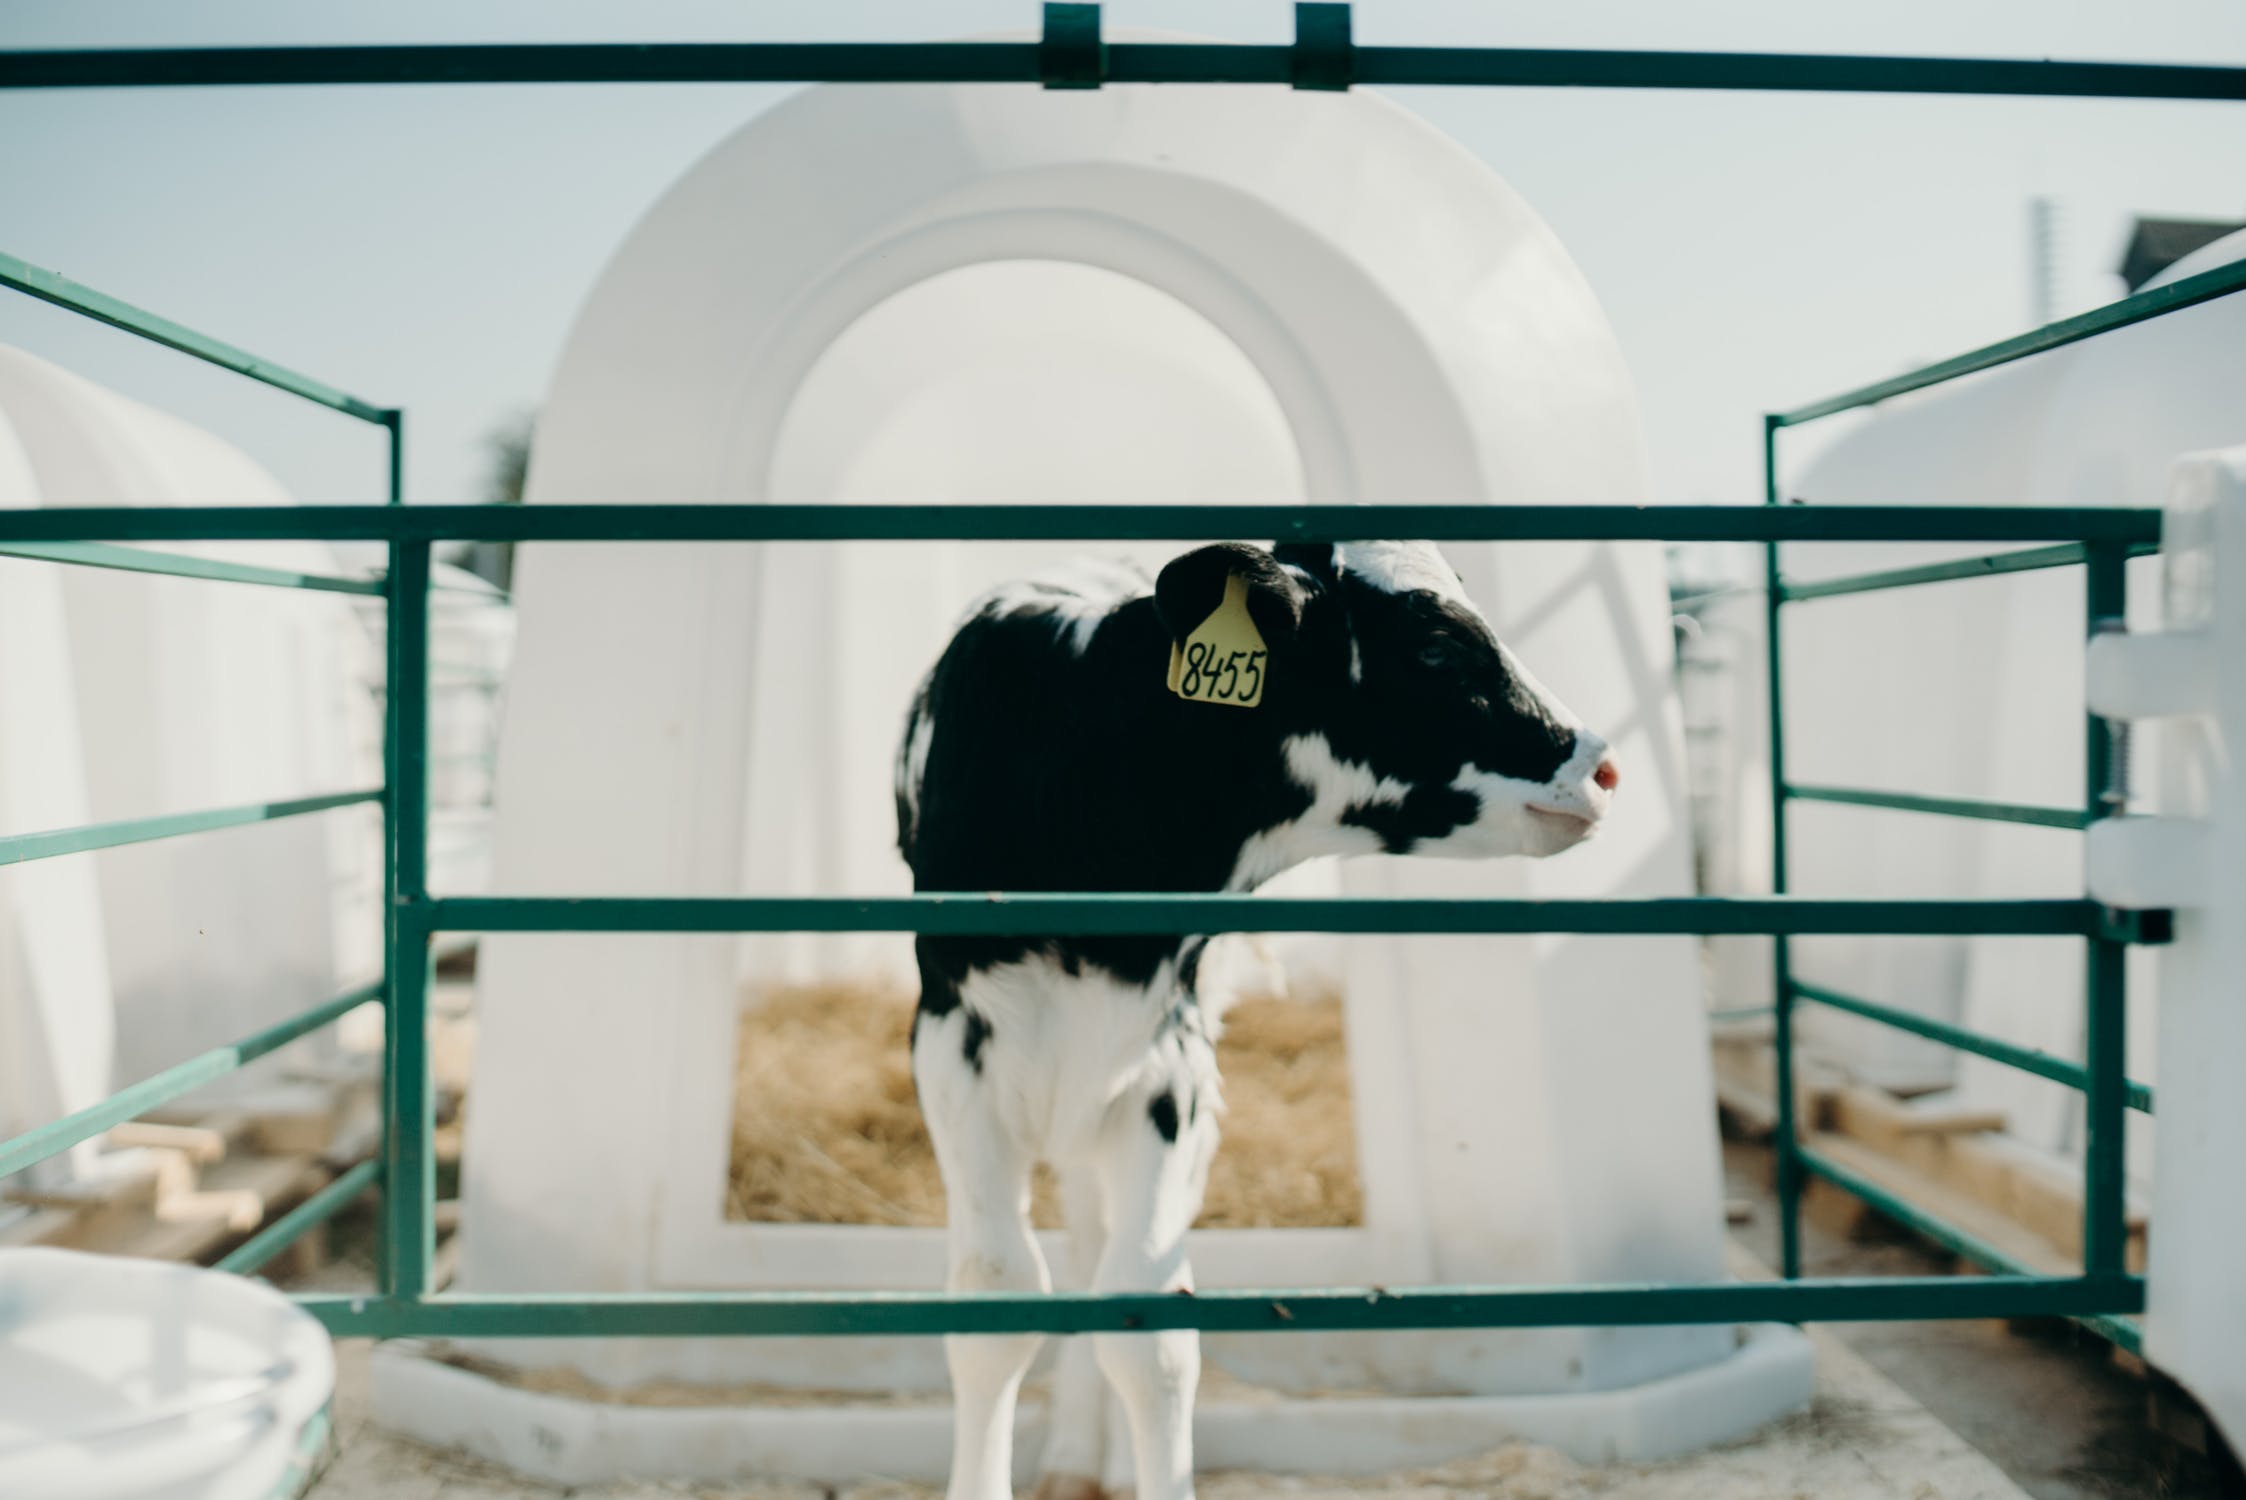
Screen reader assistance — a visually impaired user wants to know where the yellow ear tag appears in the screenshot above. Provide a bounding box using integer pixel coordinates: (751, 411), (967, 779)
(1165, 573), (1268, 708)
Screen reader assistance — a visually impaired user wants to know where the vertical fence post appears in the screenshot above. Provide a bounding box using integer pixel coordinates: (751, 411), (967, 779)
(383, 409), (405, 507)
(1763, 413), (1802, 1280)
(382, 538), (433, 1298)
(2081, 542), (2128, 1278)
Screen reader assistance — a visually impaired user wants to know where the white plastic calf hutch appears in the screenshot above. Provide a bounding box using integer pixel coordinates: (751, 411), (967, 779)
(398, 70), (1811, 1483)
(0, 345), (512, 1204)
(0, 347), (379, 1189)
(1697, 229), (2246, 1174)
(2089, 447), (2246, 1450)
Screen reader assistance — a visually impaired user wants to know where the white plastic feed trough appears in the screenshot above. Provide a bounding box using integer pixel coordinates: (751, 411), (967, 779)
(0, 1248), (334, 1500)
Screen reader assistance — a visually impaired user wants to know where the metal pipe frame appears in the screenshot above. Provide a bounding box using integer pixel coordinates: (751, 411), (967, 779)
(415, 893), (2151, 939)
(3, 35), (2242, 102)
(0, 502), (2171, 546)
(4, 8), (2227, 1339)
(290, 1273), (2143, 1342)
(1752, 193), (2217, 1328)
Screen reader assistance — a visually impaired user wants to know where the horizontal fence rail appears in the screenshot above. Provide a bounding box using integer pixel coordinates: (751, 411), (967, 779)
(0, 539), (384, 595)
(418, 893), (2167, 940)
(5, 41), (2245, 101)
(0, 250), (394, 425)
(1795, 1147), (2142, 1351)
(1784, 784), (2090, 830)
(1774, 540), (2160, 603)
(0, 503), (2168, 546)
(1791, 980), (2154, 1113)
(0, 788), (382, 867)
(0, 981), (382, 1180)
(217, 1159), (382, 1277)
(1775, 252), (2246, 426)
(292, 1273), (2144, 1342)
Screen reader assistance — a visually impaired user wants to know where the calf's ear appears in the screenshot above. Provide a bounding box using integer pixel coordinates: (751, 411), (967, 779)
(1154, 543), (1310, 650)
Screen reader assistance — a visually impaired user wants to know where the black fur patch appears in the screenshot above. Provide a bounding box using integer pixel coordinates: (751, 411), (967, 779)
(916, 969), (961, 1022)
(1148, 1091), (1181, 1143)
(901, 542), (1579, 1036)
(1342, 783), (1483, 853)
(961, 1009), (993, 1073)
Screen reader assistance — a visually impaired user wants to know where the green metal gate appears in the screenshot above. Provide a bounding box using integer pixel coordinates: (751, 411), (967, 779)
(5, 6), (2242, 1357)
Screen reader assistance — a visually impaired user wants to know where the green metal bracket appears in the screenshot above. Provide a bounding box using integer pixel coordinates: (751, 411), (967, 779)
(1040, 4), (1105, 90)
(1292, 4), (1355, 92)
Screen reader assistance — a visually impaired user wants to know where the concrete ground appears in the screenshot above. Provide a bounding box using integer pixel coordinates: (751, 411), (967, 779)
(289, 1143), (2227, 1499)
(1721, 1140), (2226, 1500)
(307, 1328), (2029, 1500)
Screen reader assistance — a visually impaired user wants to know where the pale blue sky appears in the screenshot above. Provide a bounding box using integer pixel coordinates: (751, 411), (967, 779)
(3, 1), (2242, 508)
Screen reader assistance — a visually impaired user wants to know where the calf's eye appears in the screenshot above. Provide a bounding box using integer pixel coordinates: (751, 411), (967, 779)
(1417, 642), (1455, 669)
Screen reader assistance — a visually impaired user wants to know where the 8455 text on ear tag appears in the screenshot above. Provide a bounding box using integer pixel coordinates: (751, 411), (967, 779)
(1165, 573), (1268, 708)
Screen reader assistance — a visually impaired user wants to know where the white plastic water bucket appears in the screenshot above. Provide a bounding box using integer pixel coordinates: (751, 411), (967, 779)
(0, 1248), (335, 1500)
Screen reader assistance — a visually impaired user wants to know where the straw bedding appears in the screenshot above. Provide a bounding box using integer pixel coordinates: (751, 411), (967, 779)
(726, 979), (1360, 1229)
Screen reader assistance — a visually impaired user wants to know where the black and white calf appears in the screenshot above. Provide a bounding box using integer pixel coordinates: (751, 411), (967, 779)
(897, 541), (1620, 1500)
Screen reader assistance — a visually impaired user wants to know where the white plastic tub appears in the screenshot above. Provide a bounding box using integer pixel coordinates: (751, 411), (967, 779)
(0, 1248), (335, 1500)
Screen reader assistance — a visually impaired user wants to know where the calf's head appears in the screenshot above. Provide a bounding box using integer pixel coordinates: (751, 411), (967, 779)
(1154, 540), (1620, 862)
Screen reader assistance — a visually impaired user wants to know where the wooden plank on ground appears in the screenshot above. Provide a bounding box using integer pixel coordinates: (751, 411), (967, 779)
(106, 1120), (232, 1163)
(1806, 1130), (2069, 1276)
(108, 1157), (330, 1263)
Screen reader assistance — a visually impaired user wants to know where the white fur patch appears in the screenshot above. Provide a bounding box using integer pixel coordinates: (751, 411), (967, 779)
(1530, 729), (1615, 819)
(1413, 730), (1615, 860)
(897, 706), (936, 834)
(1336, 540), (1469, 605)
(915, 952), (1219, 1172)
(1226, 733), (1406, 889)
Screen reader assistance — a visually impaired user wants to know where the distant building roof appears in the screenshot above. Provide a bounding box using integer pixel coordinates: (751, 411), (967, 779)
(2118, 216), (2245, 291)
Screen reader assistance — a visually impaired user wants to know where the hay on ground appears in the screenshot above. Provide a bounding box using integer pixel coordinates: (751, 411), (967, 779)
(726, 979), (1359, 1229)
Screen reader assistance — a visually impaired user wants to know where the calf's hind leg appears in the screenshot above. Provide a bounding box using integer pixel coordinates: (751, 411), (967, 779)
(919, 1017), (1049, 1500)
(1090, 1078), (1217, 1500)
(1036, 1166), (1113, 1500)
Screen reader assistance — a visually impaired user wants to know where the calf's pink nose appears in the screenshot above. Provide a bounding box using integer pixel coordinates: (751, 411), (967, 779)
(1593, 756), (1622, 793)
